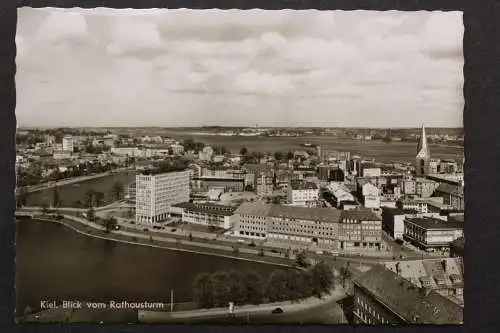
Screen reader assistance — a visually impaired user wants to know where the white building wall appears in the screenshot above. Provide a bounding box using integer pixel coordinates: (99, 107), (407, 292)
(135, 171), (190, 225)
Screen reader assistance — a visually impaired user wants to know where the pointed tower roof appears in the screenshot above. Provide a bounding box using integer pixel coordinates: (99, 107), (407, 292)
(416, 124), (429, 157)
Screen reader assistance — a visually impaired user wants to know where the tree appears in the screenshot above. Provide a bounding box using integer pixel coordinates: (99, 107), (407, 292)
(284, 269), (309, 302)
(111, 181), (124, 201)
(193, 273), (215, 308)
(339, 266), (352, 289)
(274, 151), (283, 162)
(17, 186), (29, 208)
(265, 269), (288, 302)
(52, 186), (61, 208)
(84, 189), (95, 208)
(240, 147), (248, 156)
(242, 271), (264, 305)
(104, 217), (118, 233)
(227, 269), (246, 305)
(94, 191), (105, 207)
(86, 207), (95, 222)
(286, 151), (294, 160)
(295, 250), (309, 268)
(211, 271), (232, 307)
(310, 262), (335, 298)
(125, 208), (135, 219)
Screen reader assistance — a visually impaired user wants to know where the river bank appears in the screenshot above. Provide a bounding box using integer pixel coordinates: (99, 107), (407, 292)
(27, 214), (298, 269)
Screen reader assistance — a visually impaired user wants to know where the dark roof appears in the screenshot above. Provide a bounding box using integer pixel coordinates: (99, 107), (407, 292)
(140, 168), (188, 176)
(268, 205), (341, 223)
(234, 202), (271, 217)
(405, 217), (463, 230)
(174, 202), (236, 216)
(435, 183), (459, 195)
(448, 214), (464, 224)
(195, 177), (244, 182)
(341, 208), (381, 222)
(450, 237), (465, 251)
(354, 265), (463, 324)
(290, 181), (318, 190)
(382, 207), (419, 216)
(234, 202), (342, 223)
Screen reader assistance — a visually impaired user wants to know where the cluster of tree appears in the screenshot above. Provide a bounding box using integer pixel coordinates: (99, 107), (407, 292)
(103, 216), (118, 233)
(212, 145), (230, 155)
(182, 139), (205, 153)
(83, 189), (106, 208)
(151, 158), (190, 174)
(16, 133), (45, 146)
(192, 262), (335, 309)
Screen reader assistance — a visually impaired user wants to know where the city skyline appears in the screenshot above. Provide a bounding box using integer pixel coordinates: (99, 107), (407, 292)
(16, 9), (464, 128)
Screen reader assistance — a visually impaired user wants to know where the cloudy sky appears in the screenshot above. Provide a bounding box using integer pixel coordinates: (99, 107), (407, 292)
(16, 8), (464, 128)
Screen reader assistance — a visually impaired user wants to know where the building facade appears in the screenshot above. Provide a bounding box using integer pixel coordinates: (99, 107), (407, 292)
(62, 136), (74, 152)
(403, 216), (463, 251)
(353, 265), (463, 325)
(135, 170), (190, 224)
(175, 202), (236, 229)
(287, 181), (319, 206)
(255, 171), (274, 197)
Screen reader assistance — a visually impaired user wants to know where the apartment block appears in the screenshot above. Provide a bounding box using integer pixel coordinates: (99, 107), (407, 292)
(135, 170), (190, 224)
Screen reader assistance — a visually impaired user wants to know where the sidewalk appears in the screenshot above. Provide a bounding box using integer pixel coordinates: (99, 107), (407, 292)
(139, 286), (347, 322)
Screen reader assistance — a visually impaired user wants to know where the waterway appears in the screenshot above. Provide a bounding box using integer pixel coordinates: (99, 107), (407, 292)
(25, 172), (136, 207)
(16, 219), (283, 313)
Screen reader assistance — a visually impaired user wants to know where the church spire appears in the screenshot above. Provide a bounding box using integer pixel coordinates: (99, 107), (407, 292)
(417, 124), (428, 156)
(415, 124), (430, 177)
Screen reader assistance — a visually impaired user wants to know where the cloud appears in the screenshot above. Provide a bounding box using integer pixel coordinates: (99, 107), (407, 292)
(16, 8), (464, 128)
(35, 10), (89, 43)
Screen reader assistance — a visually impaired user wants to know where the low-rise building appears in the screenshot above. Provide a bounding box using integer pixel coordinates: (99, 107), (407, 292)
(403, 216), (463, 251)
(175, 202), (236, 229)
(255, 171), (274, 197)
(362, 182), (380, 209)
(353, 265), (463, 324)
(383, 258), (464, 306)
(287, 181), (319, 207)
(381, 207), (419, 240)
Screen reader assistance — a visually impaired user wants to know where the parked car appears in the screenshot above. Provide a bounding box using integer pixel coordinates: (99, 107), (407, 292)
(171, 228), (177, 232)
(271, 307), (284, 314)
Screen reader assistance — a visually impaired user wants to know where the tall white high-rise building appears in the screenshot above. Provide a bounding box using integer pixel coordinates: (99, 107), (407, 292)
(135, 170), (190, 224)
(62, 135), (74, 152)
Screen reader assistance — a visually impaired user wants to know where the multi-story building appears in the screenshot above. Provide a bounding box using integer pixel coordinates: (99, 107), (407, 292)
(125, 181), (136, 203)
(175, 202), (237, 229)
(287, 181), (319, 207)
(433, 183), (464, 211)
(62, 136), (74, 152)
(403, 216), (463, 252)
(353, 265), (463, 325)
(383, 258), (464, 306)
(255, 171), (274, 197)
(338, 209), (382, 251)
(193, 177), (245, 192)
(414, 178), (440, 198)
(233, 202), (382, 251)
(449, 237), (464, 258)
(135, 170), (190, 224)
(381, 207), (419, 240)
(361, 183), (380, 209)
